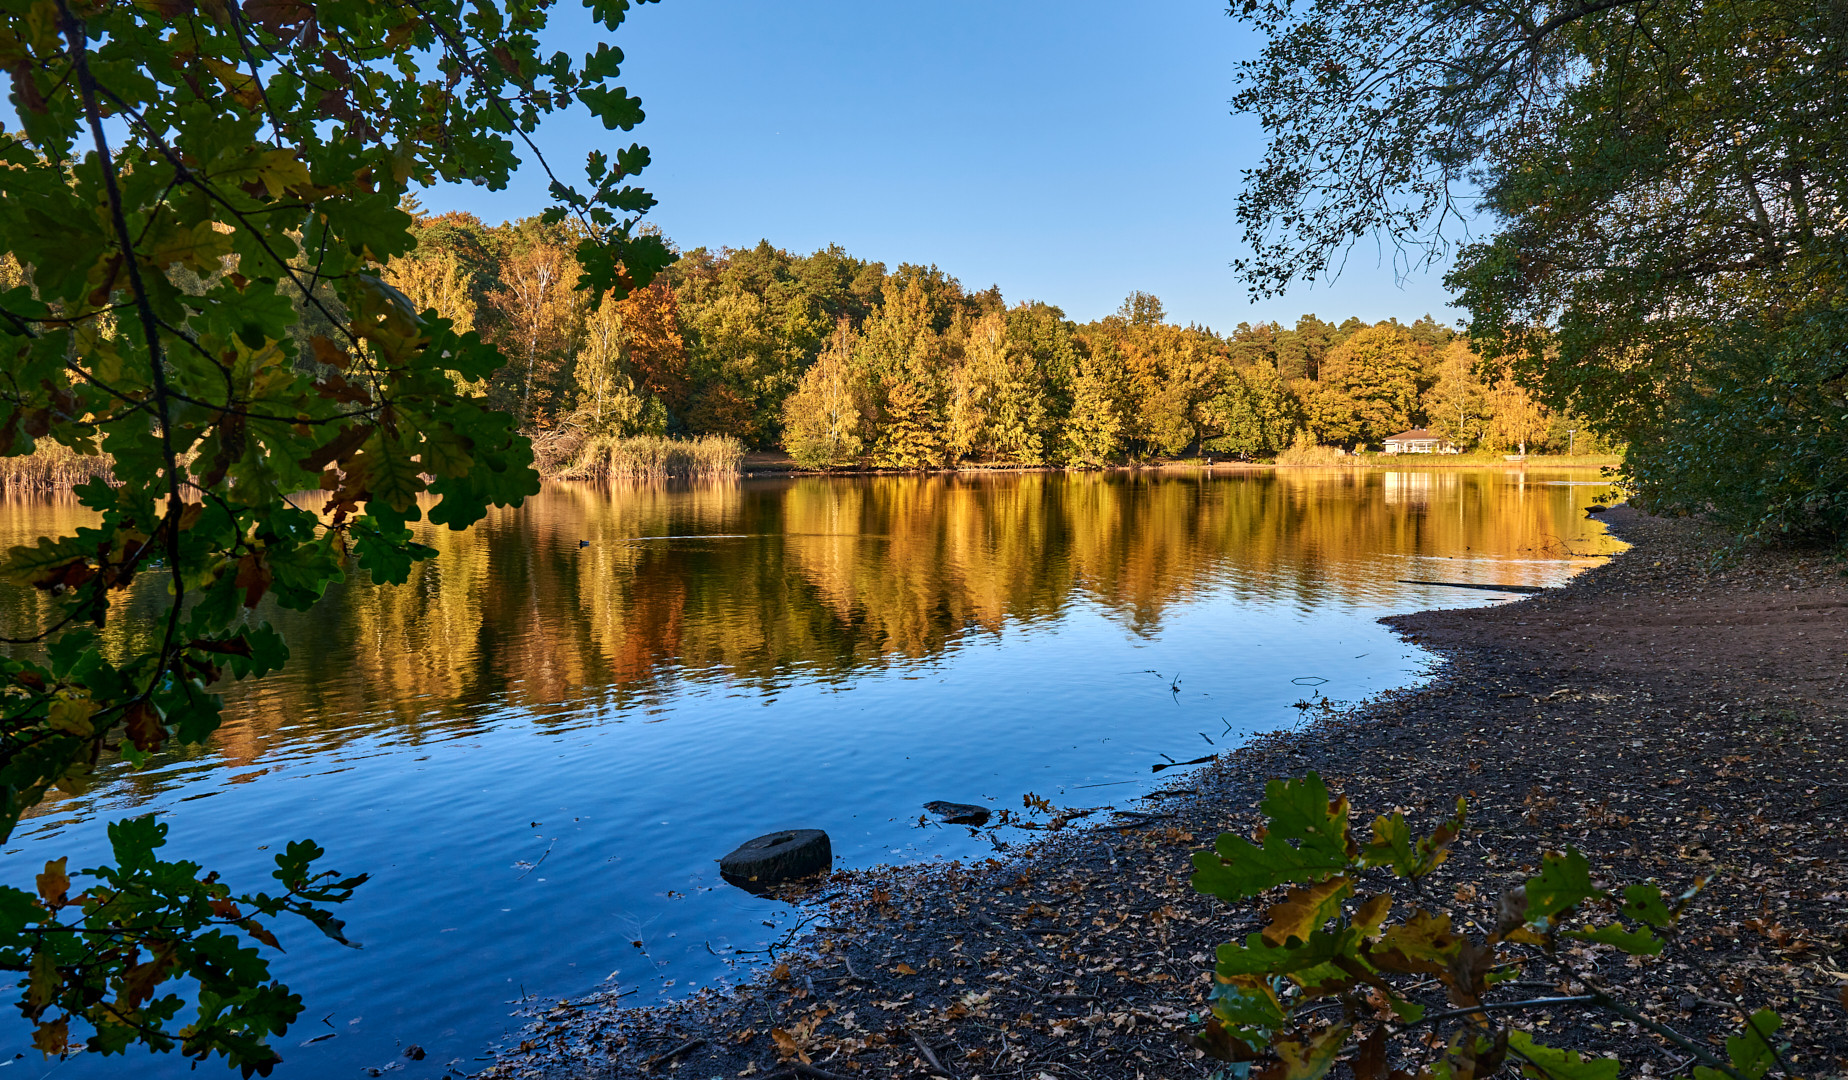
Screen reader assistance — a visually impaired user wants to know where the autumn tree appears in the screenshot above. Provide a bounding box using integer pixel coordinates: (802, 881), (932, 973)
(1005, 301), (1079, 449)
(386, 249), (478, 337)
(860, 280), (948, 466)
(1230, 0), (1848, 543)
(1486, 368), (1550, 456)
(387, 210), (495, 343)
(618, 281), (691, 417)
(574, 290), (664, 437)
(489, 230), (583, 424)
(944, 311), (1048, 465)
(781, 321), (870, 469)
(1061, 347), (1126, 466)
(873, 377), (943, 469)
(1313, 323), (1429, 445)
(1423, 340), (1490, 449)
(1097, 297), (1217, 458)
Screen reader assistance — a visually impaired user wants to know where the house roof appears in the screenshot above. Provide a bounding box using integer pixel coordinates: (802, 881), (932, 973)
(1385, 429), (1442, 441)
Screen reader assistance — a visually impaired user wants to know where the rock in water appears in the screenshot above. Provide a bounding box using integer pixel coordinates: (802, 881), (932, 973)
(719, 830), (831, 890)
(923, 801), (991, 826)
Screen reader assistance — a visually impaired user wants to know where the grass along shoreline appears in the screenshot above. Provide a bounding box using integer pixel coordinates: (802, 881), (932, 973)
(0, 442), (113, 489)
(549, 434), (745, 482)
(476, 506), (1847, 1080)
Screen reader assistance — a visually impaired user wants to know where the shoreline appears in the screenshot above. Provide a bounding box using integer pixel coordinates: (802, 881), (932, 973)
(0, 452), (1618, 492)
(731, 452), (1618, 479)
(737, 461), (1619, 479)
(479, 507), (1847, 1080)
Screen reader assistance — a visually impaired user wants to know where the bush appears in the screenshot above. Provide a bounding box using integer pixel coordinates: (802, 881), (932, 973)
(1190, 774), (1802, 1080)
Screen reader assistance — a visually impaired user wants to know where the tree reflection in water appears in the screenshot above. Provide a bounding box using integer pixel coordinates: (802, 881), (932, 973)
(1, 469), (1619, 780)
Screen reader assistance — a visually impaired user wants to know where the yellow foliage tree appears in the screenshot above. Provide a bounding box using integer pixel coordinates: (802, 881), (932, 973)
(1423, 340), (1489, 448)
(782, 321), (870, 469)
(384, 249), (476, 334)
(573, 290), (660, 436)
(1486, 368), (1549, 454)
(488, 242), (581, 423)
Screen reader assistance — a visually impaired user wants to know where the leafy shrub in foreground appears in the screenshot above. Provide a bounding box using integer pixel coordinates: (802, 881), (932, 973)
(1191, 774), (1796, 1080)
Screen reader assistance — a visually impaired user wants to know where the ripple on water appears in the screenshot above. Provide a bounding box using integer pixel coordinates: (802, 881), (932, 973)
(0, 469), (1624, 1076)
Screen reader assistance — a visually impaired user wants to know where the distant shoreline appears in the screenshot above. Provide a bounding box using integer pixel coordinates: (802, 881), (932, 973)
(726, 453), (1622, 479)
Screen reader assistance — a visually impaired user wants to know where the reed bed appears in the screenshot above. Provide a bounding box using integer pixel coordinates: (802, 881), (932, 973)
(1273, 439), (1352, 466)
(0, 443), (114, 489)
(556, 434), (744, 481)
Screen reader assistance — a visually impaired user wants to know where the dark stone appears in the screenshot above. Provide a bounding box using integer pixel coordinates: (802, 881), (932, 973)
(719, 829), (831, 890)
(923, 801), (991, 826)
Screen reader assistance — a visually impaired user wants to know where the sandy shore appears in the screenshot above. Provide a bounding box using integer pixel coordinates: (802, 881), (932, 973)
(478, 507), (1848, 1080)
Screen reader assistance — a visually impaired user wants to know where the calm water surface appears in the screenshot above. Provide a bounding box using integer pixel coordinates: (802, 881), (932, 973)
(0, 469), (1621, 1077)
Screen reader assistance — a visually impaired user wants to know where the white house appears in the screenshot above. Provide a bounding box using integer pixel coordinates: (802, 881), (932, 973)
(1382, 428), (1457, 454)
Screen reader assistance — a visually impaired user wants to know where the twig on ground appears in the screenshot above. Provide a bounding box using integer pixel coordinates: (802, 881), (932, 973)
(764, 1063), (854, 1080)
(644, 1037), (704, 1068)
(910, 1030), (957, 1077)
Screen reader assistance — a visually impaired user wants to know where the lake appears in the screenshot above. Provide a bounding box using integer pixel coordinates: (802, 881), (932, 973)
(0, 467), (1621, 1077)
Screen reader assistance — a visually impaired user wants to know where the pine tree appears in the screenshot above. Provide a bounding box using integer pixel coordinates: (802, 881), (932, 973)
(873, 377), (943, 469)
(1061, 350), (1124, 466)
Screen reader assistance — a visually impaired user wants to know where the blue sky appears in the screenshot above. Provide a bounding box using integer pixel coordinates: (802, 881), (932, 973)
(423, 0), (1463, 333)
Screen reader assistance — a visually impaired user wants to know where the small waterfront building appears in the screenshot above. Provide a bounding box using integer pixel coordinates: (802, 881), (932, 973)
(1382, 429), (1456, 454)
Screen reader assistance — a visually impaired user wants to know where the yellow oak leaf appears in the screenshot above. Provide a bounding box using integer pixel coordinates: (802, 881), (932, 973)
(253, 149), (313, 199)
(35, 858), (68, 908)
(145, 219), (233, 275)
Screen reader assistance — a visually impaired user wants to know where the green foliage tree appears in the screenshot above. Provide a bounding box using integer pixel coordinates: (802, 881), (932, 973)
(1228, 0), (1848, 544)
(0, 0), (670, 1069)
(1192, 774), (1804, 1080)
(1202, 362), (1294, 459)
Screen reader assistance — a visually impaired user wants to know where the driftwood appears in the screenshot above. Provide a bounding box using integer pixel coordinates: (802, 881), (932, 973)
(1397, 578), (1549, 594)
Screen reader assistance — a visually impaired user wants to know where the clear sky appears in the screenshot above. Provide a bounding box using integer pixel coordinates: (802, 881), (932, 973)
(422, 0), (1463, 334)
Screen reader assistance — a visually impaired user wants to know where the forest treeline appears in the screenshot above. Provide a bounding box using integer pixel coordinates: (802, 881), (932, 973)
(389, 209), (1604, 470)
